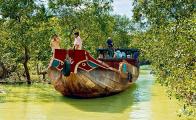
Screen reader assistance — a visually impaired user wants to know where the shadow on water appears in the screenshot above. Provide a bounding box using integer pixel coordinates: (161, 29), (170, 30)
(1, 66), (153, 113)
(59, 84), (138, 113)
(58, 67), (154, 113)
(0, 83), (138, 113)
(1, 83), (139, 113)
(1, 67), (153, 114)
(0, 66), (182, 120)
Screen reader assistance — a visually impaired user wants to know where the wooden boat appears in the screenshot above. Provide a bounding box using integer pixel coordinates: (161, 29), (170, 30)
(48, 48), (140, 98)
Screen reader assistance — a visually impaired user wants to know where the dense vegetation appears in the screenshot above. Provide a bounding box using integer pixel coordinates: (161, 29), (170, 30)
(0, 0), (195, 118)
(131, 0), (195, 118)
(0, 0), (133, 83)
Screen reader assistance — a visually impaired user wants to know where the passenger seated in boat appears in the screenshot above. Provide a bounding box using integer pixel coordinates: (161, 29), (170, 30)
(113, 51), (126, 59)
(50, 34), (61, 54)
(73, 32), (82, 50)
(98, 54), (103, 59)
(133, 51), (139, 61)
(113, 50), (122, 58)
(121, 52), (126, 58)
(98, 50), (104, 59)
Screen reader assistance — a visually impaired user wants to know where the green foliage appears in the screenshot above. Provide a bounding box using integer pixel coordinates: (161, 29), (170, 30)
(0, 0), (133, 82)
(132, 0), (195, 118)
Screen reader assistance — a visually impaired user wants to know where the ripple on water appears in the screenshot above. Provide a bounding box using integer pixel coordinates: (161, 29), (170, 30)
(0, 66), (181, 120)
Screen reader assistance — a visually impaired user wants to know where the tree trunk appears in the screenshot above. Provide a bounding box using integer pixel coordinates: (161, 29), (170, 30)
(0, 62), (7, 79)
(69, 26), (77, 47)
(23, 46), (31, 84)
(36, 63), (47, 81)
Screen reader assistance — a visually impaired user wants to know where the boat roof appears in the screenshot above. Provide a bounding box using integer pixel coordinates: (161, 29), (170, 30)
(96, 48), (139, 53)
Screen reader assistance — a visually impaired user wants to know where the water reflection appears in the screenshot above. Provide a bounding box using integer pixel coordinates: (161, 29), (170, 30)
(61, 84), (137, 113)
(0, 66), (181, 120)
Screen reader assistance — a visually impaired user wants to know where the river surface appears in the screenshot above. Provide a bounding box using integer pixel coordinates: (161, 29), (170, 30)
(0, 66), (182, 120)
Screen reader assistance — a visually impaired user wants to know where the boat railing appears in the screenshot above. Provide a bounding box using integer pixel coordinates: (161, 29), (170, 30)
(97, 58), (137, 62)
(96, 48), (139, 60)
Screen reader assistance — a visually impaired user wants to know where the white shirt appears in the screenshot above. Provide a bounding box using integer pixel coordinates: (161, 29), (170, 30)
(74, 36), (82, 50)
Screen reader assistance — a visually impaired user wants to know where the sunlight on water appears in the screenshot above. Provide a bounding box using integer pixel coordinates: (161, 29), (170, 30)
(0, 66), (182, 120)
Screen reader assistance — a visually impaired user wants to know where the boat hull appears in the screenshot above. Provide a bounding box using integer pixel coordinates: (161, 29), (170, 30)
(48, 49), (139, 98)
(48, 62), (139, 98)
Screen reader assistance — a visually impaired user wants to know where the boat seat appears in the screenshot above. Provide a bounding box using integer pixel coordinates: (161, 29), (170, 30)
(98, 58), (136, 62)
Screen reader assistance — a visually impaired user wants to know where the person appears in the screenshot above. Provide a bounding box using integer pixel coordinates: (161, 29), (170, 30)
(113, 50), (122, 58)
(50, 34), (60, 54)
(106, 37), (114, 58)
(133, 51), (139, 60)
(73, 32), (82, 50)
(106, 37), (113, 48)
(121, 51), (126, 58)
(49, 34), (60, 68)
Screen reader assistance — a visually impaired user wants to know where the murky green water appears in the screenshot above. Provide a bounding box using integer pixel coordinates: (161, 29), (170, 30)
(0, 66), (183, 120)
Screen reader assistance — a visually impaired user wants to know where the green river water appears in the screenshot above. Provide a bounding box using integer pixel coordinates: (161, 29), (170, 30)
(0, 66), (183, 120)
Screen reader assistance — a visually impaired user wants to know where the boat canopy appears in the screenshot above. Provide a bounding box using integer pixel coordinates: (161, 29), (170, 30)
(96, 48), (139, 60)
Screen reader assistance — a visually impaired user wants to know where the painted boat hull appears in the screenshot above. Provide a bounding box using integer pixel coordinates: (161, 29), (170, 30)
(48, 49), (139, 98)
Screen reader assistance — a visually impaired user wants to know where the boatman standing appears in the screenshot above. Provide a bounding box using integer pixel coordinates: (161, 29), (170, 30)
(73, 32), (82, 50)
(50, 34), (61, 54)
(106, 37), (113, 48)
(106, 37), (114, 58)
(49, 34), (61, 68)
